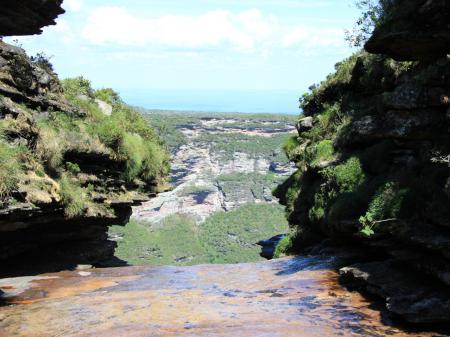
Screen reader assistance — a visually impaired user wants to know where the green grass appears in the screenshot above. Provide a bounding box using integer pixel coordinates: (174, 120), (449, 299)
(110, 203), (289, 266)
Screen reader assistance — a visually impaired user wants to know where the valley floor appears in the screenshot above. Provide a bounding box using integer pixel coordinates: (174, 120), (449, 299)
(109, 112), (296, 265)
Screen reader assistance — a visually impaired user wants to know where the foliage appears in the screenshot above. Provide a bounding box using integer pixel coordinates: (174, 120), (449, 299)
(59, 174), (86, 218)
(94, 88), (122, 105)
(359, 182), (407, 236)
(30, 52), (54, 72)
(58, 77), (170, 185)
(324, 157), (365, 193)
(199, 204), (289, 264)
(273, 236), (293, 258)
(345, 0), (392, 47)
(110, 203), (289, 266)
(283, 136), (300, 160)
(61, 76), (94, 100)
(0, 138), (24, 200)
(197, 132), (291, 161)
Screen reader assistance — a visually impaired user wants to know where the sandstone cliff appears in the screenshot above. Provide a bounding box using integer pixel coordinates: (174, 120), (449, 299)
(276, 0), (450, 324)
(0, 42), (168, 274)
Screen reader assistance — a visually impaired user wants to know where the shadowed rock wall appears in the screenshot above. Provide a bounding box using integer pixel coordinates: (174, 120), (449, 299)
(0, 0), (65, 36)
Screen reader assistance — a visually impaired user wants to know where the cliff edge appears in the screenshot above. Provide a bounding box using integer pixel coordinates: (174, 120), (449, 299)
(276, 0), (450, 325)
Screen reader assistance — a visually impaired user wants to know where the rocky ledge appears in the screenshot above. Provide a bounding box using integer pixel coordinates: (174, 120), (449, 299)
(365, 0), (450, 60)
(276, 0), (450, 326)
(0, 39), (168, 276)
(0, 255), (442, 336)
(0, 0), (65, 36)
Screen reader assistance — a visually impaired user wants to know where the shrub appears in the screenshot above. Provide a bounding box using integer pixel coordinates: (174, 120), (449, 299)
(310, 140), (334, 166)
(0, 139), (23, 200)
(359, 182), (407, 236)
(324, 157), (365, 193)
(62, 76), (94, 100)
(66, 162), (81, 175)
(119, 133), (145, 182)
(283, 136), (300, 160)
(273, 236), (293, 258)
(94, 88), (122, 105)
(59, 174), (86, 218)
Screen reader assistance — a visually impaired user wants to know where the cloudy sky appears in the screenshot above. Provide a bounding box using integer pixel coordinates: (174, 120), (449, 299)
(8, 0), (361, 113)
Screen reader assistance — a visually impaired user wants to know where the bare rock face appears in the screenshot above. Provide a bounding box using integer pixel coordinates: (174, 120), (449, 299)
(0, 0), (65, 36)
(0, 255), (442, 336)
(365, 0), (450, 60)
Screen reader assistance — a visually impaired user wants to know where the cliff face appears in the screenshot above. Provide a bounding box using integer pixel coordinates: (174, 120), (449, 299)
(365, 0), (450, 61)
(0, 0), (64, 36)
(0, 40), (169, 276)
(276, 0), (450, 324)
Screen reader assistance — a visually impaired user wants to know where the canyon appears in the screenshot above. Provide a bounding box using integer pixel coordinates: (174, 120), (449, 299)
(0, 1), (449, 336)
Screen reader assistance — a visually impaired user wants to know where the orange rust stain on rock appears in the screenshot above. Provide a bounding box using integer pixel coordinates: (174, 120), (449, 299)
(0, 257), (441, 336)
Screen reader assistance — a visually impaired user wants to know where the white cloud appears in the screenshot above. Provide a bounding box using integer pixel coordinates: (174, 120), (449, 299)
(82, 7), (345, 54)
(64, 0), (83, 12)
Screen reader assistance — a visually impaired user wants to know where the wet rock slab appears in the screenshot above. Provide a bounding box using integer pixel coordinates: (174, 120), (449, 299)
(0, 256), (438, 337)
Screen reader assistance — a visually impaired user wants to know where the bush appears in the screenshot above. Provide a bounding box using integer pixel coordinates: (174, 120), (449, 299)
(359, 182), (407, 236)
(94, 88), (122, 105)
(59, 174), (86, 218)
(62, 76), (94, 100)
(324, 157), (365, 193)
(283, 136), (300, 160)
(273, 236), (293, 258)
(310, 140), (334, 166)
(0, 139), (24, 200)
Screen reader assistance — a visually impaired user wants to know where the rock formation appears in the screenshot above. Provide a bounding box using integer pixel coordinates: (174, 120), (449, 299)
(0, 40), (168, 275)
(0, 0), (65, 36)
(276, 0), (450, 325)
(365, 0), (450, 61)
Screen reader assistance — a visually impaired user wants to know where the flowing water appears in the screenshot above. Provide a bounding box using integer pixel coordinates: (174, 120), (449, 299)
(0, 256), (438, 336)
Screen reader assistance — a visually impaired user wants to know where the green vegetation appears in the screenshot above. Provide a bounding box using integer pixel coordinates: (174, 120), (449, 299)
(273, 236), (293, 258)
(111, 215), (207, 266)
(345, 0), (392, 47)
(276, 43), (450, 247)
(197, 132), (291, 161)
(140, 109), (297, 151)
(59, 174), (86, 218)
(0, 71), (169, 217)
(0, 138), (24, 200)
(199, 204), (289, 264)
(110, 203), (289, 266)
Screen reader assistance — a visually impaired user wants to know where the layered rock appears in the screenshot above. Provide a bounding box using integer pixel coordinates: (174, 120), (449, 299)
(0, 40), (168, 276)
(365, 0), (450, 61)
(0, 0), (64, 36)
(276, 2), (450, 325)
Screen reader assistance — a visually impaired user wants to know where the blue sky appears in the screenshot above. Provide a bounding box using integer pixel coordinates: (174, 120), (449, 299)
(7, 0), (361, 113)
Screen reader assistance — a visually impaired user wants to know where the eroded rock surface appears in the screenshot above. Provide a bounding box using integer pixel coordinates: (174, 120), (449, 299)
(133, 118), (296, 224)
(365, 0), (450, 60)
(0, 255), (440, 337)
(0, 1), (65, 36)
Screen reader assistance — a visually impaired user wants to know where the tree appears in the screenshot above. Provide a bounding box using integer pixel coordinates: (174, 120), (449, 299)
(345, 0), (393, 47)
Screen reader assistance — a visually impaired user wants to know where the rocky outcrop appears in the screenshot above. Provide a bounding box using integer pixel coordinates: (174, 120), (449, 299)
(0, 255), (441, 336)
(365, 0), (450, 60)
(276, 1), (450, 326)
(0, 40), (167, 276)
(0, 0), (64, 36)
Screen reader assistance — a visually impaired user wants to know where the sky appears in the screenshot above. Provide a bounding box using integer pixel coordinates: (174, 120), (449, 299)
(6, 0), (361, 113)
